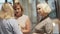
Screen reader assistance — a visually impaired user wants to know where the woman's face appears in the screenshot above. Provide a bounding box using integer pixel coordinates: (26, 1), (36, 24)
(37, 5), (44, 16)
(14, 5), (22, 17)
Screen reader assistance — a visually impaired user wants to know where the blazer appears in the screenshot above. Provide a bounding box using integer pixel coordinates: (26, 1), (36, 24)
(0, 18), (23, 34)
(35, 17), (53, 34)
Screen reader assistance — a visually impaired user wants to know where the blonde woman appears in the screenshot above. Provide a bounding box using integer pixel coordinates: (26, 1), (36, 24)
(0, 3), (23, 34)
(34, 3), (53, 34)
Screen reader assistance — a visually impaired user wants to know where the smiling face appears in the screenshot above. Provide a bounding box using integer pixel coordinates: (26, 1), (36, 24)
(37, 3), (51, 17)
(37, 4), (45, 16)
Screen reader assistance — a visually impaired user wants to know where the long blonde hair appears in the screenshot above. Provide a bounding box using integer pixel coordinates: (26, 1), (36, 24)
(1, 3), (14, 19)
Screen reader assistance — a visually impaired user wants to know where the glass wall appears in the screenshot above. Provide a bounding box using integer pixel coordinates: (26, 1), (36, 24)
(0, 0), (5, 10)
(7, 0), (13, 5)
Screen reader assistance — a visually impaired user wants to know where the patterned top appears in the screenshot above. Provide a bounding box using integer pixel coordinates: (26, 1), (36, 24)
(17, 15), (28, 29)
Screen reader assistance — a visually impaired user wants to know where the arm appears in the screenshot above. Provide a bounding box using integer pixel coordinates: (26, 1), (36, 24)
(35, 18), (53, 34)
(22, 17), (31, 33)
(46, 21), (53, 34)
(35, 19), (47, 31)
(34, 18), (48, 34)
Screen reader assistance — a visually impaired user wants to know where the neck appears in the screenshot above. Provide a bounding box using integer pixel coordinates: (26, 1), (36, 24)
(15, 15), (22, 19)
(40, 15), (48, 22)
(15, 16), (19, 19)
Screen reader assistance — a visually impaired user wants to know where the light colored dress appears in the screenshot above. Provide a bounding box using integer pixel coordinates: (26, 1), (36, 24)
(17, 15), (29, 30)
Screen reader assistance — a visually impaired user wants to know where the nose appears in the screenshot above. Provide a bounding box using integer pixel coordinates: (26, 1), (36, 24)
(15, 10), (19, 14)
(16, 9), (19, 12)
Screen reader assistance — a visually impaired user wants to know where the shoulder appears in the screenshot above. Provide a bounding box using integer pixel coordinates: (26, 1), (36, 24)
(39, 17), (52, 25)
(23, 15), (29, 18)
(46, 17), (52, 22)
(6, 18), (18, 25)
(7, 18), (17, 22)
(21, 15), (30, 20)
(43, 17), (52, 22)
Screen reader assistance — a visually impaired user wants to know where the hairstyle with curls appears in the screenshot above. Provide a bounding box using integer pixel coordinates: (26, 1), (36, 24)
(1, 3), (14, 19)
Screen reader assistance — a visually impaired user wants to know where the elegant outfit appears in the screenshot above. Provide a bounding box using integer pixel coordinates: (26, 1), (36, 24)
(35, 17), (53, 34)
(16, 15), (30, 34)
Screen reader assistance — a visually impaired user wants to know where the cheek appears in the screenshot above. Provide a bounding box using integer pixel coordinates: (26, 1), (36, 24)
(18, 9), (21, 13)
(19, 10), (21, 14)
(19, 8), (21, 11)
(40, 9), (44, 15)
(17, 11), (22, 16)
(37, 9), (41, 14)
(37, 10), (40, 13)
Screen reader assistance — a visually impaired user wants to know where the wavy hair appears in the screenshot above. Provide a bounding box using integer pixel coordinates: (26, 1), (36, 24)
(1, 3), (14, 19)
(37, 3), (51, 14)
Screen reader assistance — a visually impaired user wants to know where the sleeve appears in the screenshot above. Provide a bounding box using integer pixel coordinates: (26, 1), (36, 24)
(11, 19), (23, 34)
(35, 19), (47, 31)
(35, 18), (53, 34)
(46, 20), (53, 34)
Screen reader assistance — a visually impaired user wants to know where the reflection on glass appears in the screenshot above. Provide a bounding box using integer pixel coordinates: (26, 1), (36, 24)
(0, 0), (5, 10)
(7, 0), (13, 5)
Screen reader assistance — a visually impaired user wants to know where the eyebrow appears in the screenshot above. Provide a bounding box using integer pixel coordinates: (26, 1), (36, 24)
(37, 8), (41, 10)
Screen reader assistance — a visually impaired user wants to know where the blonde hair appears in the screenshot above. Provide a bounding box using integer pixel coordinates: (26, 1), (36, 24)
(1, 3), (14, 19)
(37, 3), (51, 14)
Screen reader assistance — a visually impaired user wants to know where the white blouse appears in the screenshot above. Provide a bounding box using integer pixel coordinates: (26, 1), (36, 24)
(17, 15), (28, 29)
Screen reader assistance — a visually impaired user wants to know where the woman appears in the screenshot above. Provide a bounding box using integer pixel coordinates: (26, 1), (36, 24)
(33, 3), (53, 34)
(13, 2), (31, 34)
(0, 3), (23, 34)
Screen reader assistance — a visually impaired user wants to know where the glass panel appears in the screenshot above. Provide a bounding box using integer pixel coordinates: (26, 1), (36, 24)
(0, 0), (5, 10)
(7, 0), (13, 5)
(48, 0), (56, 18)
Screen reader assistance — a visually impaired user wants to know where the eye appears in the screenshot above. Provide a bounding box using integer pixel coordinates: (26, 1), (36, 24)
(37, 8), (41, 10)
